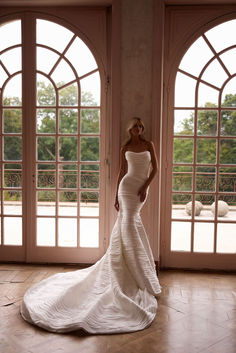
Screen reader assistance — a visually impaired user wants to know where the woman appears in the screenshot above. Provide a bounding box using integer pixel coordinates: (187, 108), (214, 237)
(20, 117), (162, 334)
(115, 117), (159, 210)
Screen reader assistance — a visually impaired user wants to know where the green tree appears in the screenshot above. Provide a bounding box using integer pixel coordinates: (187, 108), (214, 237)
(36, 82), (99, 162)
(174, 96), (236, 198)
(3, 82), (100, 202)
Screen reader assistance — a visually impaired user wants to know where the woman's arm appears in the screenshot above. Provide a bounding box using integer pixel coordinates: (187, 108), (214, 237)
(138, 141), (159, 202)
(114, 146), (127, 211)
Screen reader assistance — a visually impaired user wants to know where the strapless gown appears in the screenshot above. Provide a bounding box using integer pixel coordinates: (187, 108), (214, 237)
(20, 151), (162, 334)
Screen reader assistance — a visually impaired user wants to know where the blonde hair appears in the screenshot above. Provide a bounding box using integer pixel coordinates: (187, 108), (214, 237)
(122, 117), (146, 146)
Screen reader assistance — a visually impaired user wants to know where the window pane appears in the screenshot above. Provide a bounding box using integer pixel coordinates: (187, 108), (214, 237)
(37, 218), (55, 246)
(58, 218), (77, 247)
(220, 139), (236, 164)
(59, 83), (78, 106)
(65, 37), (97, 77)
(80, 218), (99, 247)
(217, 223), (236, 253)
(179, 36), (213, 77)
(81, 71), (100, 106)
(4, 190), (22, 215)
(172, 166), (192, 192)
(175, 72), (196, 107)
(221, 77), (236, 107)
(59, 164), (77, 189)
(81, 137), (99, 161)
(37, 19), (73, 53)
(215, 196), (236, 222)
(4, 164), (22, 188)
(37, 137), (56, 161)
(195, 194), (215, 220)
(37, 47), (59, 74)
(196, 139), (216, 164)
(172, 193), (192, 219)
(201, 58), (228, 88)
(59, 191), (77, 216)
(173, 138), (193, 163)
(198, 83), (218, 107)
(0, 66), (8, 89)
(37, 74), (56, 106)
(81, 164), (99, 189)
(80, 192), (99, 216)
(219, 167), (236, 192)
(59, 137), (78, 161)
(3, 74), (22, 106)
(81, 109), (100, 134)
(195, 167), (215, 192)
(221, 111), (236, 136)
(171, 221), (191, 251)
(37, 190), (56, 216)
(197, 110), (217, 136)
(0, 47), (21, 75)
(4, 217), (22, 245)
(3, 109), (22, 133)
(174, 110), (194, 135)
(37, 109), (56, 133)
(4, 137), (22, 161)
(0, 20), (21, 52)
(193, 222), (214, 253)
(51, 59), (76, 88)
(205, 19), (236, 53)
(59, 109), (78, 133)
(37, 164), (56, 188)
(220, 48), (236, 75)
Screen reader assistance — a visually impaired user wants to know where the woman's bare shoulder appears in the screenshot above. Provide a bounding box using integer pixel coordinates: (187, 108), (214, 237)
(120, 145), (128, 155)
(146, 140), (155, 150)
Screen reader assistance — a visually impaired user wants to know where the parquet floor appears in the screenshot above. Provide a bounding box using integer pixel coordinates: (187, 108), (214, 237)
(0, 263), (235, 353)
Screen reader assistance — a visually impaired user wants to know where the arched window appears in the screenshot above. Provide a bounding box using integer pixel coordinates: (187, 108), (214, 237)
(171, 19), (236, 262)
(0, 16), (105, 263)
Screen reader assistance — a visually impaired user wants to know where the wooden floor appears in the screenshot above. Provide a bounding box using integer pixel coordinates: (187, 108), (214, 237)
(0, 263), (236, 353)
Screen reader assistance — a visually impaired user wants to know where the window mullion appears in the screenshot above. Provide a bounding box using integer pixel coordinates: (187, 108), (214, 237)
(22, 14), (36, 261)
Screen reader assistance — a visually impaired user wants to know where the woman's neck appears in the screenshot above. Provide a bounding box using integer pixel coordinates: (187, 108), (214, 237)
(130, 136), (141, 145)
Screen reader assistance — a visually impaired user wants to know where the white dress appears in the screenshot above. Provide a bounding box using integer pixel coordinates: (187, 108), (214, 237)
(20, 151), (162, 334)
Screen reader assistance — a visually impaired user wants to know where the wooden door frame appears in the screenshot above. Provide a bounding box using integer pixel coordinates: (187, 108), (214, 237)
(160, 4), (236, 270)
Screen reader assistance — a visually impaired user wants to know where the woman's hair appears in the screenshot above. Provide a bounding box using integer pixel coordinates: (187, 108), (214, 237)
(122, 117), (146, 146)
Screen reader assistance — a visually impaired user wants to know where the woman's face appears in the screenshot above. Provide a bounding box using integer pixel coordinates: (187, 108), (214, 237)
(130, 120), (143, 136)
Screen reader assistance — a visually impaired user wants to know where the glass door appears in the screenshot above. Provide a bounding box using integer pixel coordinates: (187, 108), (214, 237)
(0, 20), (24, 261)
(0, 15), (105, 263)
(166, 19), (236, 269)
(33, 19), (102, 263)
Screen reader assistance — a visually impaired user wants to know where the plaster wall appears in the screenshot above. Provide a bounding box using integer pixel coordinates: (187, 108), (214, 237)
(119, 0), (161, 259)
(121, 0), (154, 140)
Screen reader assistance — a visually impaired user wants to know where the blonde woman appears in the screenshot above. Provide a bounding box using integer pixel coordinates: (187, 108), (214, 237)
(21, 117), (162, 335)
(115, 117), (159, 210)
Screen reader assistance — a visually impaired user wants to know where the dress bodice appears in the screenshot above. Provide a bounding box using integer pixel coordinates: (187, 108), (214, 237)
(125, 151), (151, 181)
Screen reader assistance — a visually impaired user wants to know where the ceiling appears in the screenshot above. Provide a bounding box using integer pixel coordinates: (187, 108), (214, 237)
(0, 0), (235, 6)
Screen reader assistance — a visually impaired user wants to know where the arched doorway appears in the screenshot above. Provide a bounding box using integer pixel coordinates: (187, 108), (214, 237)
(0, 12), (106, 263)
(163, 15), (236, 270)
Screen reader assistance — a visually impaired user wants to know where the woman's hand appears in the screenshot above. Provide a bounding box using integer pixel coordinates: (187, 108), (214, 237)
(114, 195), (119, 211)
(138, 185), (147, 202)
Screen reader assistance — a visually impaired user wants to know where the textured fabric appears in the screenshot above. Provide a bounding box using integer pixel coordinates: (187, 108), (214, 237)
(20, 151), (162, 334)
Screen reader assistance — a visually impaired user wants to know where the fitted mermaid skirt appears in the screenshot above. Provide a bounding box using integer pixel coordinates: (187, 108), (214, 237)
(20, 151), (162, 334)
